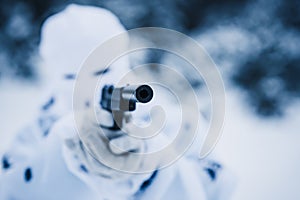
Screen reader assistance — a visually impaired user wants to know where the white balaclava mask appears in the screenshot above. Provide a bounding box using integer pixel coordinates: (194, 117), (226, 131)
(39, 4), (131, 116)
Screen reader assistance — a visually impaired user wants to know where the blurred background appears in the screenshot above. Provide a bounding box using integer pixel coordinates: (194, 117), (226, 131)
(0, 0), (300, 199)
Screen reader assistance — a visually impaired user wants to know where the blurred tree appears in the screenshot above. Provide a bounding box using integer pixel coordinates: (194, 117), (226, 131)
(0, 0), (299, 117)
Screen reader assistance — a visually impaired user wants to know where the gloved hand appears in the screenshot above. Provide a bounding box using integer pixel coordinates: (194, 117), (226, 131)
(75, 107), (146, 179)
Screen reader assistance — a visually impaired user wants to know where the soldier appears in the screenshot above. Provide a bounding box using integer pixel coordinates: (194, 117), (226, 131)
(0, 4), (235, 200)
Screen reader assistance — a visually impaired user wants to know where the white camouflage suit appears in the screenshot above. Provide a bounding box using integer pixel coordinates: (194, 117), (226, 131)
(0, 4), (235, 200)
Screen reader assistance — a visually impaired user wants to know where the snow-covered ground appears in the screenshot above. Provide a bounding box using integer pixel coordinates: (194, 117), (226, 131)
(1, 4), (300, 200)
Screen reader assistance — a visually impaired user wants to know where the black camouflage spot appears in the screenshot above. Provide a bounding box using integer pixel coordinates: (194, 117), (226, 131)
(64, 73), (76, 80)
(205, 168), (216, 181)
(2, 155), (11, 170)
(80, 164), (88, 173)
(24, 168), (33, 182)
(41, 97), (55, 111)
(140, 170), (158, 191)
(93, 68), (110, 76)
